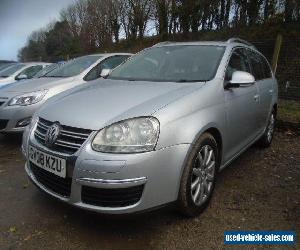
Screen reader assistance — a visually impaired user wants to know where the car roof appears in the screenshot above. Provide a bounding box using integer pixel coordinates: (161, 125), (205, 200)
(153, 38), (256, 50)
(85, 53), (133, 57)
(23, 62), (51, 66)
(154, 41), (228, 47)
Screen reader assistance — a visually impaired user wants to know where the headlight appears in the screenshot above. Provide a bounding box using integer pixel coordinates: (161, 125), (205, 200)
(92, 117), (160, 153)
(8, 90), (48, 106)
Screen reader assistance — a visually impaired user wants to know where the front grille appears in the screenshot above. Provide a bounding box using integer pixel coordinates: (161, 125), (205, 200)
(34, 117), (92, 155)
(81, 185), (144, 207)
(30, 162), (72, 197)
(0, 119), (8, 130)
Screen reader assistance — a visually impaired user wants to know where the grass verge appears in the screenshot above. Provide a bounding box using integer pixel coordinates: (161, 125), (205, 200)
(278, 99), (300, 124)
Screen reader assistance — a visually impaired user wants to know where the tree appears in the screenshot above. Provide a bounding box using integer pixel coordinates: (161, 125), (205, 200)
(19, 0), (300, 62)
(45, 21), (81, 60)
(155, 0), (170, 37)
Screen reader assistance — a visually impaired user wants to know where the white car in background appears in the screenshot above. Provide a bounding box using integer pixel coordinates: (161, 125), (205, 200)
(0, 53), (131, 132)
(0, 62), (50, 87)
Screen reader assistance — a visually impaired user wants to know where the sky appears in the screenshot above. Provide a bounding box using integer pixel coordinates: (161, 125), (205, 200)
(0, 0), (75, 61)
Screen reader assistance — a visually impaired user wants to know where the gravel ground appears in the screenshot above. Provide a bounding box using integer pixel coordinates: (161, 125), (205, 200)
(0, 130), (299, 250)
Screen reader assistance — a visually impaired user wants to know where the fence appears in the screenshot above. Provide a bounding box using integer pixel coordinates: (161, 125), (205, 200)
(252, 35), (300, 100)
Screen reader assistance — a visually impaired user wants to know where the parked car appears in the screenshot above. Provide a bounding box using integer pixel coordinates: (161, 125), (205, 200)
(0, 62), (50, 87)
(22, 39), (278, 217)
(0, 53), (131, 132)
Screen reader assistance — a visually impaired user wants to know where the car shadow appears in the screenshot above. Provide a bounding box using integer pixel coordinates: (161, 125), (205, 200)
(0, 133), (23, 156)
(0, 133), (23, 145)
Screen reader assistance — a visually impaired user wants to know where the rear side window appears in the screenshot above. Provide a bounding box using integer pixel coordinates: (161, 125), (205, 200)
(84, 55), (130, 81)
(225, 48), (251, 81)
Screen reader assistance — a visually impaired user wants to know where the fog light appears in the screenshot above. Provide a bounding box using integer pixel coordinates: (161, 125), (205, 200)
(16, 117), (32, 127)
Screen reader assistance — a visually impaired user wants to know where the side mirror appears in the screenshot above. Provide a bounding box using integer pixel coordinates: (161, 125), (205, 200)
(231, 71), (255, 85)
(100, 69), (111, 78)
(225, 71), (255, 89)
(16, 74), (28, 80)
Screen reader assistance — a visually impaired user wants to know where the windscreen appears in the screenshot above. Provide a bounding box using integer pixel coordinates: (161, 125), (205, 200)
(0, 63), (15, 72)
(46, 55), (102, 77)
(0, 64), (25, 77)
(34, 64), (59, 78)
(109, 45), (225, 82)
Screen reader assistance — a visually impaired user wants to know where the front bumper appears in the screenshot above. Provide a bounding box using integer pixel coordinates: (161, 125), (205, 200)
(25, 135), (190, 214)
(0, 104), (40, 133)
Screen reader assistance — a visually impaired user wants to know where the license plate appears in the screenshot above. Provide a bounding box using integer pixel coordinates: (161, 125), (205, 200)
(28, 146), (66, 178)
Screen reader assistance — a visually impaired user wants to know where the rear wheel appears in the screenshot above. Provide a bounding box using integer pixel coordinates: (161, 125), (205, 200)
(177, 133), (219, 217)
(257, 109), (276, 147)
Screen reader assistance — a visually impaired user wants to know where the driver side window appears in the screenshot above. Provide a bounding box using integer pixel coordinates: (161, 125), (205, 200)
(226, 49), (251, 81)
(84, 56), (129, 81)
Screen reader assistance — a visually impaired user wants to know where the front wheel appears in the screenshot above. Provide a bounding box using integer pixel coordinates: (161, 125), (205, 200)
(177, 133), (219, 217)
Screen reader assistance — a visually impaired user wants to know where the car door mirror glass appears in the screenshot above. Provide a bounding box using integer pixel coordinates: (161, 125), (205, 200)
(100, 68), (111, 78)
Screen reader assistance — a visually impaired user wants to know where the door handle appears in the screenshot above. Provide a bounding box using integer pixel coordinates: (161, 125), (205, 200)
(254, 94), (259, 101)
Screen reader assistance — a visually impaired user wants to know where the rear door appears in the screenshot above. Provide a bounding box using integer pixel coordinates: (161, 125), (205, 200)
(223, 48), (260, 161)
(247, 50), (274, 131)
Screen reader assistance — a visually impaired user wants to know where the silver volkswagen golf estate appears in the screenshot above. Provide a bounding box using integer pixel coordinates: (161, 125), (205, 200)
(22, 38), (278, 217)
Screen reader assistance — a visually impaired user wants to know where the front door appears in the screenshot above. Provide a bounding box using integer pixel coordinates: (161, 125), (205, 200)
(223, 48), (260, 162)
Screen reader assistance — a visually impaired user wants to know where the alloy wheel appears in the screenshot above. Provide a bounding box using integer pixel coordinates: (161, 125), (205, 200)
(191, 145), (216, 206)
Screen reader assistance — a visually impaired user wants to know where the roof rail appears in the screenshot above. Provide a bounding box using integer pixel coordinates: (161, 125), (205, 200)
(153, 41), (173, 47)
(227, 38), (255, 48)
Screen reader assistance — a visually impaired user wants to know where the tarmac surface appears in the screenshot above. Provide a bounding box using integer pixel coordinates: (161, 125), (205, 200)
(0, 130), (299, 249)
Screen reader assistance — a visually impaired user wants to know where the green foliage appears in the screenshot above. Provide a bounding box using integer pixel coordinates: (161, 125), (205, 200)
(45, 21), (83, 60)
(278, 100), (300, 124)
(18, 21), (84, 62)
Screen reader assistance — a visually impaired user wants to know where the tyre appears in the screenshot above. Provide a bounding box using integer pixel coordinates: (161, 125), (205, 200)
(257, 109), (276, 148)
(177, 133), (220, 217)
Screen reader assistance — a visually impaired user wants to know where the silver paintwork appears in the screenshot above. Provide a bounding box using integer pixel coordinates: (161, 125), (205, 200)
(23, 40), (278, 214)
(0, 53), (131, 133)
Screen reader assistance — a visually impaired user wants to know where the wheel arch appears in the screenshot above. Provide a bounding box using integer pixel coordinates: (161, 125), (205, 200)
(204, 127), (223, 164)
(183, 124), (224, 174)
